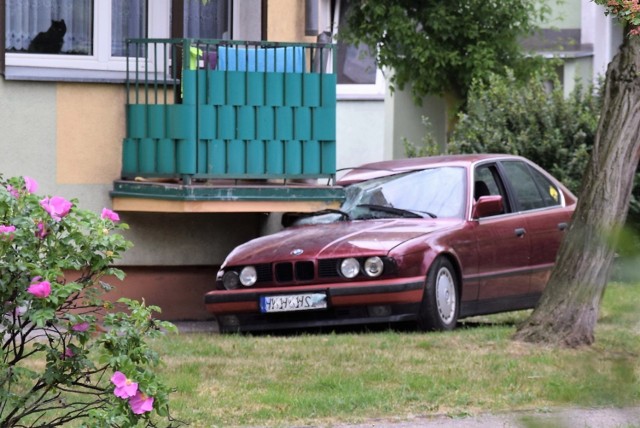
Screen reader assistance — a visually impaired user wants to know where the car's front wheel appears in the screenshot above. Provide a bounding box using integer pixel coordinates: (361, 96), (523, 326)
(417, 257), (459, 331)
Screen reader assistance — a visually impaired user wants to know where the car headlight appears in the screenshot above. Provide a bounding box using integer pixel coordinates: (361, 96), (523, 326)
(340, 258), (360, 278)
(239, 266), (257, 287)
(222, 271), (241, 290)
(364, 256), (384, 277)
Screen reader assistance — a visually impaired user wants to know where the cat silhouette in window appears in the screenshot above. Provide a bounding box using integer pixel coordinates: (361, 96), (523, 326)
(28, 19), (66, 54)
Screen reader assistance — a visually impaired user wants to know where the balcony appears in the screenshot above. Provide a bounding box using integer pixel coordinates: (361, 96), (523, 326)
(112, 38), (344, 213)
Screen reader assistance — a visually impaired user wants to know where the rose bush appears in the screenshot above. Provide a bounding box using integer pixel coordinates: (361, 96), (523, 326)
(0, 175), (179, 427)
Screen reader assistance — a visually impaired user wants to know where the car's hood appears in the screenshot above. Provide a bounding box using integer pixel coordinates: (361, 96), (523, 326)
(223, 219), (459, 266)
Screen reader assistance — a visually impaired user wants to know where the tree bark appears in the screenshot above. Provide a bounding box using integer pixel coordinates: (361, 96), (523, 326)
(513, 35), (640, 347)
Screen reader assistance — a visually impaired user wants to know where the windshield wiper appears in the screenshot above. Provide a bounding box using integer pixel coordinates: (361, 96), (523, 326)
(306, 208), (351, 220)
(356, 204), (436, 219)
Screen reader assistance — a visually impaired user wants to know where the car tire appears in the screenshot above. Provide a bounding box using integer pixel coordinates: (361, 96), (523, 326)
(417, 257), (459, 331)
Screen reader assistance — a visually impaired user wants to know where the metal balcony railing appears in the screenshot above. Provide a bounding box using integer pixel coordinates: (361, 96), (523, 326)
(122, 39), (337, 184)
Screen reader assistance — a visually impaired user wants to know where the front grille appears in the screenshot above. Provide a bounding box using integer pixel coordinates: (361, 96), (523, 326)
(318, 259), (340, 278)
(275, 262), (294, 282)
(295, 261), (315, 281)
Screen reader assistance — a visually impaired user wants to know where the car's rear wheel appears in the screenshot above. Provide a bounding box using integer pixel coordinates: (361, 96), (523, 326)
(417, 257), (459, 331)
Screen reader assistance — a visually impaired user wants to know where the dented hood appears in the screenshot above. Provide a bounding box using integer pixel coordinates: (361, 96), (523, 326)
(222, 219), (459, 266)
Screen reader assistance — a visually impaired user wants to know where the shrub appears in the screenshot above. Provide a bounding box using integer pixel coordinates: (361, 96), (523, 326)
(1, 176), (179, 427)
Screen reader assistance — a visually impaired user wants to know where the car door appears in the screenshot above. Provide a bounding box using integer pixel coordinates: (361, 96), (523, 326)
(500, 161), (571, 295)
(472, 163), (532, 303)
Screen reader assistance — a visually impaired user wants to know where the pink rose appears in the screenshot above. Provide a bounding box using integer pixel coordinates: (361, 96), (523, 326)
(35, 222), (48, 239)
(128, 391), (154, 414)
(71, 322), (90, 332)
(101, 208), (120, 222)
(27, 279), (51, 298)
(0, 225), (16, 240)
(111, 371), (139, 399)
(63, 347), (74, 359)
(6, 185), (19, 198)
(24, 176), (38, 193)
(40, 196), (72, 221)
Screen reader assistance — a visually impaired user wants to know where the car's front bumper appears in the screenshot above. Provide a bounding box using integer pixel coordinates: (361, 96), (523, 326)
(204, 277), (425, 332)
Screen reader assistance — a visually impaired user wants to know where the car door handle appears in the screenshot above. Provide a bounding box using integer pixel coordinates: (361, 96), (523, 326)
(514, 228), (526, 237)
(558, 222), (568, 231)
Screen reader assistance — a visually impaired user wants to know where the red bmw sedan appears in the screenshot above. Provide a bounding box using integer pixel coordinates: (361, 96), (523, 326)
(205, 154), (576, 333)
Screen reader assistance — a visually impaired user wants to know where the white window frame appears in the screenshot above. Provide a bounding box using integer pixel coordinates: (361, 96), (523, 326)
(323, 0), (385, 100)
(5, 0), (170, 80)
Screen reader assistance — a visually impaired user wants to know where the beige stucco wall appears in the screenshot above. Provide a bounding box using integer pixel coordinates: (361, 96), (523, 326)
(267, 0), (315, 43)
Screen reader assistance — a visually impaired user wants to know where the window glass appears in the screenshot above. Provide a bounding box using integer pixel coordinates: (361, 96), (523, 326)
(5, 0), (93, 55)
(529, 167), (562, 207)
(501, 161), (549, 211)
(184, 0), (229, 39)
(336, 1), (376, 84)
(112, 0), (146, 57)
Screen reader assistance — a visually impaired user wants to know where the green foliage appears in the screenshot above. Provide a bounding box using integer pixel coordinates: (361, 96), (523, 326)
(0, 176), (179, 427)
(341, 0), (550, 101)
(449, 71), (600, 194)
(403, 117), (441, 158)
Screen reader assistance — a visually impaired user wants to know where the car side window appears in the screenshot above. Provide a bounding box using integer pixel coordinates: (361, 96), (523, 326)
(500, 161), (560, 211)
(474, 164), (508, 215)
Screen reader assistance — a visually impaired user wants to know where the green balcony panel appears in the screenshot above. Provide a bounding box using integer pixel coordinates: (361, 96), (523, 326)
(196, 70), (208, 104)
(197, 140), (208, 173)
(167, 104), (196, 139)
(139, 138), (157, 174)
(182, 70), (197, 105)
(285, 73), (302, 106)
(266, 140), (284, 174)
(275, 107), (293, 140)
(303, 73), (321, 107)
(122, 138), (138, 176)
(208, 140), (226, 174)
(199, 105), (217, 139)
(177, 138), (197, 174)
(313, 107), (336, 141)
(266, 73), (284, 106)
(321, 140), (337, 174)
(226, 71), (246, 106)
(207, 71), (226, 105)
(294, 107), (311, 140)
(127, 104), (147, 138)
(227, 140), (246, 174)
(237, 106), (256, 140)
(321, 74), (337, 107)
(157, 138), (176, 174)
(147, 105), (166, 139)
(303, 140), (321, 174)
(217, 106), (236, 140)
(247, 140), (265, 174)
(285, 140), (302, 174)
(247, 72), (265, 106)
(256, 106), (275, 140)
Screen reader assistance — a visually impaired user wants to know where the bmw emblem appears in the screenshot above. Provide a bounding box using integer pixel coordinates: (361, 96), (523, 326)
(290, 248), (304, 256)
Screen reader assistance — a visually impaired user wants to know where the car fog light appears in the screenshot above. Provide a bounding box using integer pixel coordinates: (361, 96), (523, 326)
(364, 256), (384, 277)
(239, 266), (257, 286)
(222, 271), (241, 290)
(340, 258), (360, 278)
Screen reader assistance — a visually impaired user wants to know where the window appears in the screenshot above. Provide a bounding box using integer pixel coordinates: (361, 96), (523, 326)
(501, 161), (560, 211)
(4, 0), (169, 82)
(328, 0), (385, 99)
(183, 0), (230, 39)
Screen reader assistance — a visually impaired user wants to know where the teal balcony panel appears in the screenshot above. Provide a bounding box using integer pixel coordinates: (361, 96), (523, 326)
(285, 73), (302, 106)
(182, 70), (197, 105)
(321, 141), (337, 174)
(197, 139), (207, 174)
(237, 106), (256, 140)
(275, 107), (293, 140)
(208, 140), (226, 174)
(199, 104), (217, 139)
(247, 140), (266, 174)
(167, 104), (196, 139)
(285, 140), (302, 175)
(127, 104), (147, 138)
(303, 73), (321, 107)
(217, 106), (236, 140)
(147, 105), (166, 139)
(139, 138), (157, 174)
(207, 70), (226, 105)
(247, 72), (265, 106)
(177, 138), (197, 174)
(227, 140), (246, 174)
(313, 107), (336, 141)
(321, 74), (337, 107)
(294, 107), (311, 141)
(226, 71), (246, 105)
(265, 73), (284, 106)
(157, 138), (176, 174)
(266, 140), (284, 174)
(256, 106), (275, 140)
(303, 140), (321, 174)
(122, 138), (138, 175)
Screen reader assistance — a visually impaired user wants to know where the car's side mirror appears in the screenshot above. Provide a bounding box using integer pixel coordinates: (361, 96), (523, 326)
(472, 195), (503, 219)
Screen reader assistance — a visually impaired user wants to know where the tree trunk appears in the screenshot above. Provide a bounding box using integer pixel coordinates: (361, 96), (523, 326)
(513, 35), (640, 347)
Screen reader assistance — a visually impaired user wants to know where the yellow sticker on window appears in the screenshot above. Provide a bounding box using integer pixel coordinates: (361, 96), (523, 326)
(550, 186), (558, 201)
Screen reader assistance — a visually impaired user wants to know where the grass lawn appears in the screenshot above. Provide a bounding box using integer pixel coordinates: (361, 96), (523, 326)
(153, 282), (640, 427)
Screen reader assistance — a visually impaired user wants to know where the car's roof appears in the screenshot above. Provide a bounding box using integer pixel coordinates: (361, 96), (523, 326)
(337, 154), (517, 185)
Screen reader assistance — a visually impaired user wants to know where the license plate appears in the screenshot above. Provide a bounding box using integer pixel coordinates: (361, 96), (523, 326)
(260, 293), (327, 313)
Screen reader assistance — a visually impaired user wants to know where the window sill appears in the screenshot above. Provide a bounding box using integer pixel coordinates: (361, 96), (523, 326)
(3, 66), (129, 84)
